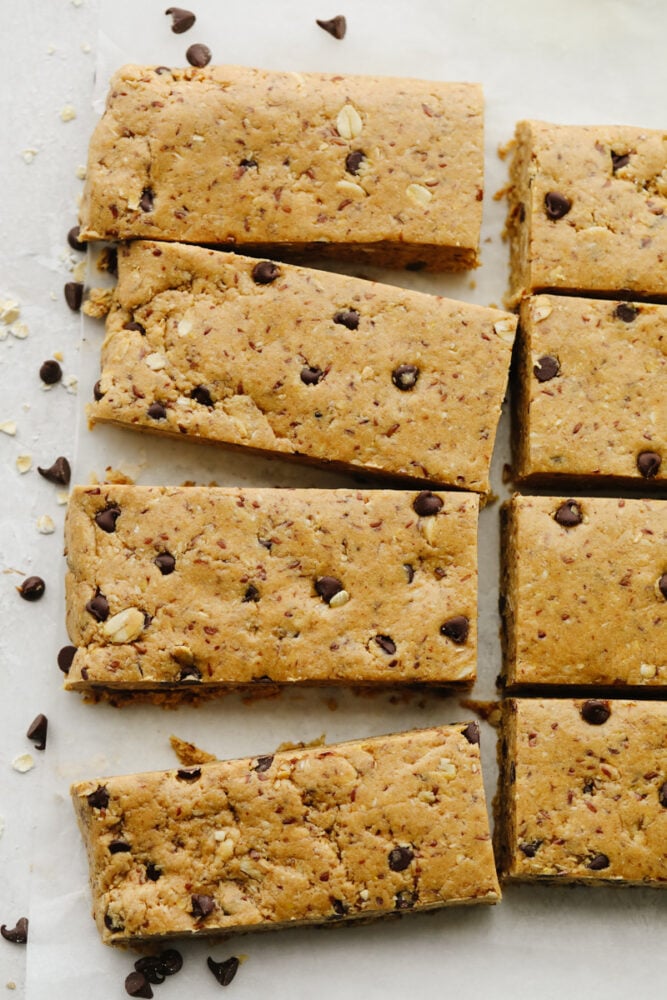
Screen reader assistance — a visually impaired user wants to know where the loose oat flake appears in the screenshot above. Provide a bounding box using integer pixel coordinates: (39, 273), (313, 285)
(36, 514), (56, 534)
(12, 753), (35, 773)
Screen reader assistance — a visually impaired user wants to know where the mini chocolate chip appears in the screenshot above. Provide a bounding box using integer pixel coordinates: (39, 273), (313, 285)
(392, 364), (419, 390)
(345, 150), (365, 174)
(95, 505), (121, 532)
(243, 584), (260, 602)
(253, 755), (274, 773)
(93, 380), (105, 400)
(587, 853), (610, 871)
(583, 778), (595, 795)
(658, 782), (667, 808)
(177, 767), (201, 781)
(165, 6), (196, 32)
(191, 894), (216, 919)
(125, 971), (153, 999)
(533, 355), (560, 382)
(109, 840), (132, 854)
(106, 247), (118, 276)
(544, 191), (572, 220)
(614, 302), (638, 322)
(330, 898), (348, 916)
(207, 955), (240, 987)
(659, 574), (667, 600)
(301, 366), (325, 385)
(58, 645), (77, 673)
(39, 359), (63, 385)
(158, 949), (183, 976)
(134, 957), (165, 986)
(67, 225), (85, 251)
(145, 863), (162, 882)
(240, 157), (258, 169)
(147, 401), (167, 420)
(554, 499), (583, 527)
(580, 699), (611, 725)
(413, 491), (443, 516)
(440, 615), (469, 644)
(404, 563), (415, 583)
(375, 634), (396, 655)
(87, 785), (110, 809)
(26, 713), (48, 751)
(637, 451), (661, 479)
(333, 308), (359, 330)
(139, 188), (154, 212)
(64, 281), (83, 311)
(38, 456), (71, 486)
(86, 591), (110, 622)
(179, 663), (202, 681)
(123, 320), (146, 334)
(519, 840), (542, 858)
(251, 260), (281, 284)
(186, 43), (211, 67)
(0, 918), (28, 944)
(316, 15), (346, 38)
(154, 551), (175, 575)
(190, 385), (214, 407)
(461, 721), (480, 745)
(611, 151), (630, 172)
(258, 538), (273, 550)
(155, 66), (172, 74)
(18, 576), (45, 601)
(388, 846), (414, 871)
(315, 576), (344, 604)
(394, 890), (418, 910)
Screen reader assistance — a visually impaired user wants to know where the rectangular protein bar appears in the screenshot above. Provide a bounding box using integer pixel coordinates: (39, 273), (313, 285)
(80, 64), (484, 271)
(89, 240), (516, 494)
(64, 485), (479, 693)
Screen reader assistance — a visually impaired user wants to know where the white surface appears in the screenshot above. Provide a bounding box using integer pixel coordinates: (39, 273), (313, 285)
(0, 0), (665, 997)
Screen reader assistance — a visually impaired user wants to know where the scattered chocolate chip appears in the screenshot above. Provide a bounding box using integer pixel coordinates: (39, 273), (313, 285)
(58, 645), (77, 673)
(139, 188), (155, 212)
(413, 491), (443, 516)
(95, 504), (121, 533)
(554, 499), (583, 527)
(165, 6), (196, 32)
(39, 358), (63, 385)
(0, 918), (28, 944)
(375, 635), (396, 655)
(38, 456), (71, 486)
(440, 615), (469, 644)
(461, 721), (479, 745)
(186, 42), (211, 67)
(659, 574), (667, 600)
(109, 840), (132, 854)
(519, 840), (542, 858)
(251, 260), (281, 284)
(191, 894), (216, 919)
(190, 385), (214, 407)
(658, 782), (667, 808)
(345, 150), (365, 175)
(533, 355), (560, 382)
(207, 956), (240, 987)
(544, 191), (572, 220)
(243, 584), (260, 603)
(391, 364), (419, 390)
(154, 551), (175, 575)
(177, 767), (201, 781)
(18, 576), (45, 601)
(26, 713), (48, 750)
(67, 225), (85, 251)
(300, 366), (325, 385)
(315, 576), (344, 604)
(86, 591), (110, 622)
(333, 308), (359, 330)
(179, 663), (202, 681)
(147, 401), (167, 420)
(580, 699), (611, 725)
(388, 846), (414, 872)
(93, 380), (105, 400)
(123, 320), (146, 334)
(87, 785), (110, 809)
(125, 971), (153, 999)
(316, 14), (346, 38)
(637, 451), (661, 479)
(611, 151), (630, 172)
(614, 302), (638, 322)
(134, 957), (165, 986)
(253, 755), (274, 773)
(394, 889), (418, 910)
(158, 949), (183, 976)
(587, 853), (610, 871)
(145, 863), (162, 882)
(64, 281), (83, 311)
(404, 563), (415, 583)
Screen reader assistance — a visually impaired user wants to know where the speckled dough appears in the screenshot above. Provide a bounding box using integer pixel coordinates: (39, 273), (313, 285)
(506, 120), (667, 304)
(80, 64), (484, 270)
(90, 241), (516, 494)
(72, 724), (500, 945)
(495, 699), (667, 886)
(513, 294), (666, 485)
(64, 485), (479, 691)
(500, 494), (667, 689)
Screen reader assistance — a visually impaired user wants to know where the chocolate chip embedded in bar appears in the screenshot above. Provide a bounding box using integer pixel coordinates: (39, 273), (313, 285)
(71, 723), (500, 945)
(79, 64), (484, 271)
(90, 241), (516, 494)
(495, 699), (667, 886)
(64, 485), (479, 694)
(500, 494), (667, 690)
(513, 295), (666, 486)
(505, 120), (667, 305)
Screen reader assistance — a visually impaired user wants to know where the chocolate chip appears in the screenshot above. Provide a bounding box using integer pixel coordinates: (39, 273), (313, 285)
(243, 584), (260, 602)
(106, 247), (118, 276)
(544, 191), (572, 220)
(659, 574), (667, 600)
(123, 320), (146, 334)
(301, 366), (325, 385)
(165, 6), (196, 32)
(533, 355), (560, 382)
(413, 491), (443, 516)
(330, 898), (348, 916)
(39, 359), (62, 385)
(587, 853), (610, 871)
(95, 505), (121, 532)
(87, 785), (110, 809)
(461, 721), (479, 745)
(18, 576), (45, 601)
(316, 15), (346, 38)
(155, 66), (172, 75)
(191, 894), (216, 919)
(519, 840), (542, 857)
(440, 615), (469, 644)
(26, 713), (48, 751)
(64, 281), (83, 311)
(179, 663), (202, 681)
(345, 150), (365, 174)
(109, 840), (132, 854)
(139, 188), (155, 212)
(392, 364), (419, 390)
(134, 957), (165, 986)
(145, 863), (162, 881)
(388, 845), (414, 871)
(158, 949), (183, 976)
(611, 151), (630, 172)
(67, 225), (85, 251)
(0, 918), (28, 944)
(147, 401), (167, 420)
(190, 385), (214, 407)
(375, 635), (396, 655)
(253, 755), (274, 773)
(394, 890), (418, 910)
(86, 591), (110, 622)
(240, 158), (258, 169)
(93, 380), (105, 400)
(315, 576), (344, 604)
(251, 260), (281, 284)
(404, 563), (415, 583)
(554, 499), (583, 527)
(637, 451), (661, 479)
(186, 42), (211, 67)
(580, 699), (611, 725)
(58, 645), (77, 673)
(177, 767), (201, 781)
(125, 971), (153, 999)
(154, 551), (175, 575)
(38, 456), (71, 486)
(207, 956), (240, 987)
(614, 302), (638, 322)
(333, 308), (359, 330)
(658, 782), (667, 808)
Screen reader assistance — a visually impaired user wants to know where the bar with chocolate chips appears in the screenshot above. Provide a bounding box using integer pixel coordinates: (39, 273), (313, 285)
(71, 723), (500, 945)
(495, 698), (667, 886)
(64, 484), (479, 694)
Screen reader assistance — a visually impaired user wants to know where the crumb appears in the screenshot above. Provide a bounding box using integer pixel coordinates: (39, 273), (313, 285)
(22, 149), (38, 164)
(53, 350), (64, 362)
(502, 463), (514, 485)
(169, 735), (217, 766)
(10, 323), (28, 340)
(73, 259), (86, 282)
(64, 375), (78, 395)
(15, 455), (32, 474)
(56, 490), (69, 505)
(36, 514), (56, 535)
(102, 467), (135, 486)
(6, 980), (17, 990)
(82, 287), (113, 318)
(497, 138), (516, 161)
(60, 105), (77, 123)
(0, 421), (17, 436)
(0, 299), (20, 324)
(46, 44), (56, 54)
(12, 753), (35, 773)
(81, 41), (92, 53)
(275, 734), (326, 752)
(76, 165), (87, 180)
(459, 698), (502, 727)
(468, 279), (477, 290)
(322, 696), (339, 711)
(493, 184), (510, 202)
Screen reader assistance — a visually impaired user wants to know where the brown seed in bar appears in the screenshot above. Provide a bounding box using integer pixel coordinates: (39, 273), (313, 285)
(253, 755), (274, 773)
(580, 699), (611, 725)
(86, 591), (110, 622)
(87, 785), (110, 809)
(186, 42), (211, 67)
(251, 260), (281, 284)
(207, 956), (240, 987)
(58, 645), (77, 673)
(191, 894), (216, 919)
(554, 499), (583, 527)
(587, 853), (610, 871)
(38, 456), (71, 486)
(176, 767), (202, 782)
(388, 845), (414, 872)
(544, 191), (571, 220)
(440, 615), (469, 644)
(375, 634), (396, 655)
(26, 713), (48, 751)
(67, 225), (86, 251)
(154, 551), (175, 575)
(18, 576), (45, 601)
(333, 308), (359, 330)
(392, 364), (419, 390)
(614, 302), (638, 322)
(139, 188), (155, 212)
(39, 359), (62, 384)
(301, 366), (325, 385)
(64, 281), (83, 311)
(147, 401), (167, 420)
(533, 355), (560, 382)
(165, 7), (196, 33)
(637, 451), (661, 479)
(345, 150), (365, 174)
(412, 491), (443, 516)
(95, 505), (122, 532)
(315, 576), (344, 604)
(190, 385), (214, 407)
(461, 721), (480, 745)
(316, 15), (347, 39)
(125, 971), (153, 999)
(0, 918), (28, 944)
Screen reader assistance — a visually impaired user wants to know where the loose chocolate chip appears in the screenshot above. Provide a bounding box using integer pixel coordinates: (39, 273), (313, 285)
(391, 364), (419, 391)
(86, 591), (110, 622)
(125, 971), (153, 999)
(544, 191), (572, 220)
(191, 894), (216, 919)
(64, 281), (83, 311)
(93, 380), (105, 400)
(158, 949), (183, 976)
(18, 576), (45, 601)
(145, 863), (162, 882)
(190, 385), (214, 407)
(58, 645), (77, 673)
(123, 320), (146, 334)
(38, 456), (71, 486)
(154, 551), (175, 575)
(333, 308), (360, 330)
(87, 785), (110, 809)
(95, 505), (121, 533)
(440, 615), (469, 644)
(554, 499), (583, 527)
(461, 721), (480, 745)
(186, 42), (211, 67)
(243, 584), (260, 602)
(659, 574), (667, 600)
(109, 840), (132, 854)
(394, 890), (418, 910)
(165, 6), (196, 32)
(39, 358), (63, 385)
(147, 401), (167, 420)
(0, 918), (28, 944)
(658, 782), (667, 808)
(587, 853), (610, 871)
(611, 151), (630, 172)
(139, 188), (154, 212)
(316, 15), (347, 38)
(301, 366), (325, 385)
(388, 846), (414, 872)
(134, 957), (165, 986)
(67, 225), (85, 251)
(253, 755), (274, 773)
(177, 767), (201, 781)
(251, 260), (281, 284)
(26, 713), (48, 750)
(413, 491), (443, 517)
(519, 840), (542, 858)
(637, 451), (661, 479)
(345, 150), (365, 175)
(580, 699), (611, 725)
(533, 355), (560, 383)
(207, 955), (240, 987)
(614, 302), (638, 322)
(375, 635), (396, 655)
(315, 576), (344, 604)
(404, 563), (415, 583)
